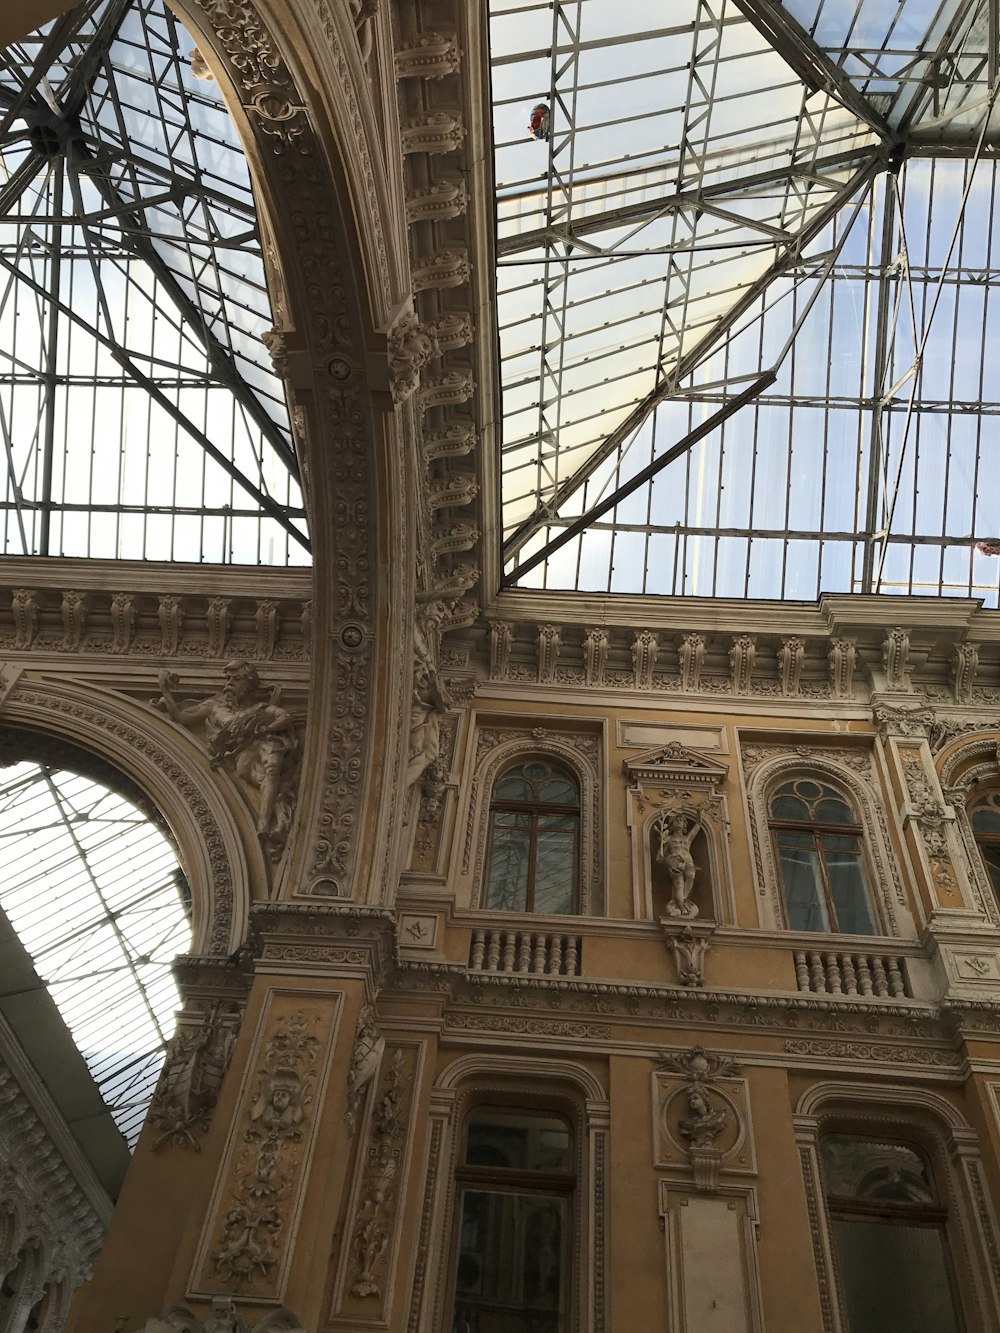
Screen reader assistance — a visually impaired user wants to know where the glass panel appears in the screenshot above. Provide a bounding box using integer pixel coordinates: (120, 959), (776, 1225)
(495, 772), (534, 803)
(814, 798), (856, 825)
(466, 1110), (571, 1172)
(771, 795), (811, 821)
(454, 1189), (568, 1333)
(978, 842), (1000, 903)
(534, 816), (577, 915)
(971, 808), (1000, 833)
(822, 1137), (934, 1203)
(776, 838), (830, 931)
(485, 812), (532, 911)
(822, 836), (875, 934)
(831, 1218), (962, 1333)
(539, 777), (578, 806)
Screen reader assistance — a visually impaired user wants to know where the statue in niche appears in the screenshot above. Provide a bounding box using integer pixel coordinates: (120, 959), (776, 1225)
(657, 812), (701, 917)
(156, 660), (300, 859)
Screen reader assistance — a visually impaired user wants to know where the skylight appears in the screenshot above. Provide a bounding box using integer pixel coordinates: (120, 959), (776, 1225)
(492, 0), (1000, 605)
(0, 0), (308, 564)
(0, 759), (190, 1148)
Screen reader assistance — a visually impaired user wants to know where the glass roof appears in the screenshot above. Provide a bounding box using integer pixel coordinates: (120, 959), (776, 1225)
(0, 757), (189, 1149)
(0, 0), (308, 563)
(492, 0), (1000, 605)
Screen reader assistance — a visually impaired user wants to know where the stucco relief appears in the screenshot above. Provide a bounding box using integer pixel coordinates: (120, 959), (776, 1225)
(741, 744), (907, 935)
(150, 1003), (240, 1151)
(194, 995), (340, 1300)
(654, 1046), (754, 1190)
(461, 725), (603, 915)
(156, 661), (301, 862)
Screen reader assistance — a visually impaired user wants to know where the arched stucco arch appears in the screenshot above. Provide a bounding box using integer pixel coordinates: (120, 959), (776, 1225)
(1, 680), (259, 954)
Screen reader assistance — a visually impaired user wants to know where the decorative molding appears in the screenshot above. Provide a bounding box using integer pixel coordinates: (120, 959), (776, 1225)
(679, 633), (705, 692)
(953, 642), (980, 704)
(394, 31), (461, 80)
(345, 1005), (385, 1137)
(583, 627), (609, 687)
(632, 631), (658, 689)
(777, 637), (805, 697)
(136, 1301), (307, 1332)
(882, 625), (911, 689)
(663, 922), (713, 987)
(828, 637), (856, 699)
(730, 634), (756, 695)
(400, 110), (465, 154)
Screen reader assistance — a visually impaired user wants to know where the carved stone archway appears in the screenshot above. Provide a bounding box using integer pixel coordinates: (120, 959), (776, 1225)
(165, 0), (417, 906)
(1, 679), (257, 955)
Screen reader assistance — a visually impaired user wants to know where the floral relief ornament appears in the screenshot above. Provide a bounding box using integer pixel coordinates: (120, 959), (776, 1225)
(212, 1010), (320, 1284)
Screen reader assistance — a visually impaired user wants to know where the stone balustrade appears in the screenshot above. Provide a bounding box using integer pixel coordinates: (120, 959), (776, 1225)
(794, 949), (910, 998)
(469, 928), (582, 978)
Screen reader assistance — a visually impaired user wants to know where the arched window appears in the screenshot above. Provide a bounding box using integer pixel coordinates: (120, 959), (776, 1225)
(820, 1134), (964, 1332)
(769, 778), (875, 934)
(450, 1107), (574, 1333)
(484, 761), (579, 914)
(968, 789), (1000, 903)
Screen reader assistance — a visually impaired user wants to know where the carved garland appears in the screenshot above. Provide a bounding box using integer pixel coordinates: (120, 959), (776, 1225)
(463, 729), (602, 915)
(743, 749), (906, 935)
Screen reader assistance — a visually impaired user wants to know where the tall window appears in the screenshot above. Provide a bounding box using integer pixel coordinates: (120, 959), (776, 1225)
(968, 789), (1000, 903)
(821, 1134), (964, 1333)
(769, 778), (875, 933)
(484, 762), (579, 914)
(451, 1107), (574, 1333)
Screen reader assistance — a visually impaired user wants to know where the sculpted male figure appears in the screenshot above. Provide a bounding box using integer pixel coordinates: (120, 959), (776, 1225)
(156, 660), (299, 853)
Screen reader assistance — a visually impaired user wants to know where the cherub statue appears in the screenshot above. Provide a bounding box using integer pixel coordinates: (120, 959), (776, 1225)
(657, 812), (701, 918)
(156, 661), (300, 858)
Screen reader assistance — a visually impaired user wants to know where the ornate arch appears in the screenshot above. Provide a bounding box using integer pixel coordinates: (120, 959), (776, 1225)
(793, 1081), (1000, 1333)
(409, 1053), (610, 1333)
(938, 731), (1000, 924)
(745, 753), (909, 936)
(164, 0), (415, 905)
(460, 730), (603, 915)
(1, 679), (258, 955)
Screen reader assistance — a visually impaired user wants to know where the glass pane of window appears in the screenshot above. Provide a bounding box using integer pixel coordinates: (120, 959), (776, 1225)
(822, 1137), (934, 1203)
(776, 839), (830, 931)
(535, 816), (577, 914)
(540, 777), (578, 805)
(495, 771), (533, 802)
(831, 1218), (962, 1333)
(972, 807), (1000, 832)
(815, 797), (856, 824)
(978, 842), (1000, 901)
(466, 1111), (572, 1171)
(485, 812), (532, 911)
(771, 794), (811, 821)
(454, 1189), (568, 1333)
(822, 836), (875, 934)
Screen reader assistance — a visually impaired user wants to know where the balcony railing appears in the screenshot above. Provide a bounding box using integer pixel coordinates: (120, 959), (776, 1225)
(469, 929), (582, 978)
(794, 949), (910, 999)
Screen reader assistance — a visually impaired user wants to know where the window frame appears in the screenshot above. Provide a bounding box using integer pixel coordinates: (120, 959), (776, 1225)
(819, 1132), (966, 1333)
(768, 777), (878, 935)
(484, 761), (581, 915)
(967, 788), (1000, 904)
